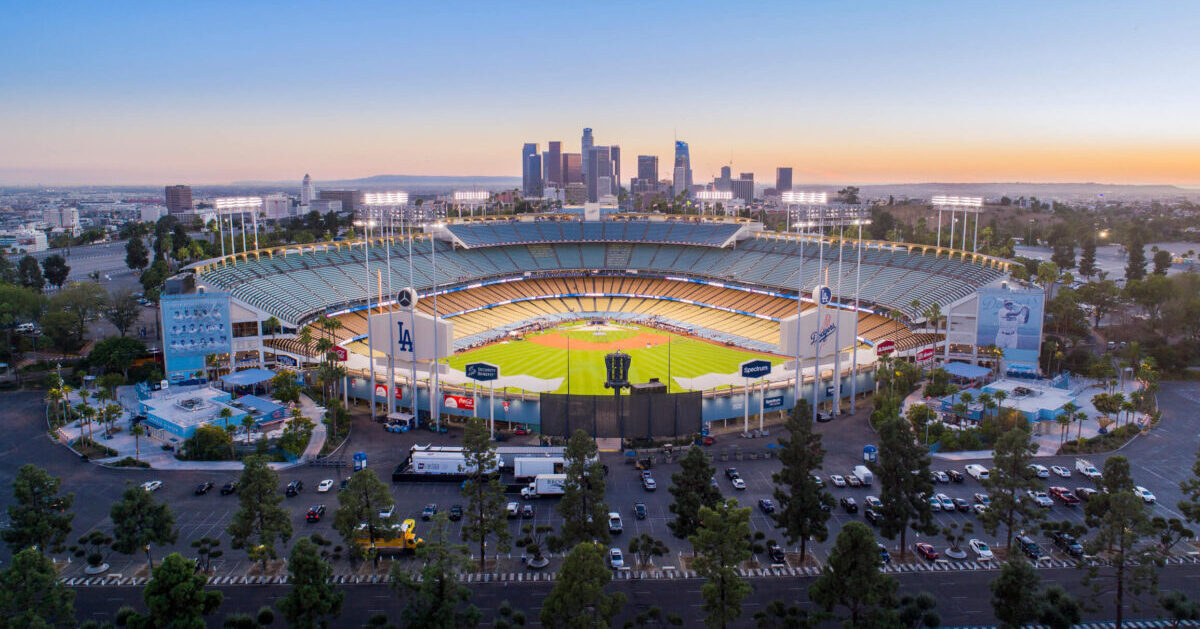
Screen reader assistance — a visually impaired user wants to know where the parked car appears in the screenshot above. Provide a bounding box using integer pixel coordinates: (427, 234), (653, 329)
(915, 543), (939, 561)
(768, 544), (786, 563)
(864, 495), (883, 509)
(317, 479), (334, 493)
(642, 476), (657, 491)
(1051, 531), (1085, 558)
(846, 474), (862, 488)
(1016, 535), (1047, 561)
(758, 499), (776, 514)
(220, 480), (239, 495)
(608, 547), (625, 569)
(840, 497), (858, 513)
(379, 504), (396, 519)
(830, 475), (846, 488)
(141, 480), (162, 492)
(973, 493), (990, 506)
(1026, 490), (1053, 508)
(731, 477), (746, 490)
(965, 464), (990, 480)
(306, 505), (326, 522)
(816, 412), (833, 423)
(506, 502), (519, 518)
(953, 497), (971, 512)
(725, 468), (740, 480)
(1134, 486), (1157, 504)
(864, 508), (882, 525)
(285, 480), (303, 496)
(946, 470), (964, 483)
(811, 474), (825, 488)
(1050, 465), (1071, 478)
(1028, 464), (1050, 479)
(878, 543), (891, 564)
(701, 435), (715, 446)
(1075, 487), (1099, 502)
(422, 504), (438, 520)
(633, 502), (647, 519)
(935, 493), (954, 510)
(969, 539), (994, 561)
(513, 426), (528, 436)
(932, 470), (949, 484)
(608, 512), (623, 534)
(928, 496), (941, 512)
(194, 482), (213, 495)
(339, 477), (351, 491)
(449, 504), (463, 521)
(1049, 486), (1080, 506)
(972, 504), (988, 515)
(521, 503), (534, 519)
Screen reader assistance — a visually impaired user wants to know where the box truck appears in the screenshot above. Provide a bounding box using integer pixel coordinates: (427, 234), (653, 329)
(521, 473), (567, 499)
(853, 465), (874, 486)
(514, 456), (565, 480)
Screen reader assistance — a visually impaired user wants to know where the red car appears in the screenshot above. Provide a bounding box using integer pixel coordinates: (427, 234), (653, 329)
(915, 543), (939, 561)
(1048, 486), (1080, 506)
(701, 435), (715, 446)
(513, 426), (528, 436)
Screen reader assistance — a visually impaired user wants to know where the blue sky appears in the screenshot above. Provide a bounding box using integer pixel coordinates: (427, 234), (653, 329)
(1, 1), (1197, 185)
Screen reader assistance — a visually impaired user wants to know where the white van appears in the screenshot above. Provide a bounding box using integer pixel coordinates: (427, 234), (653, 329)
(965, 464), (990, 481)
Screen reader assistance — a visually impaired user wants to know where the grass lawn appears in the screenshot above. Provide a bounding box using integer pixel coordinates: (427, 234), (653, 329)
(446, 322), (783, 394)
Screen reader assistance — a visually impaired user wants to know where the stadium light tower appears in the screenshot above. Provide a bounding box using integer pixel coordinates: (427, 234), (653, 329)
(781, 191), (827, 234)
(353, 215), (379, 422)
(931, 195), (983, 251)
(214, 197), (263, 254)
(361, 192), (408, 419)
(695, 190), (733, 217)
(453, 190), (489, 218)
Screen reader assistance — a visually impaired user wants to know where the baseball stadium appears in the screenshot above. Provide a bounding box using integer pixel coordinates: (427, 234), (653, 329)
(186, 215), (1015, 436)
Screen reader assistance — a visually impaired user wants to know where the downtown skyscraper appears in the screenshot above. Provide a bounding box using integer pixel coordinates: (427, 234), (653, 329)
(522, 143), (543, 198)
(673, 141), (692, 197)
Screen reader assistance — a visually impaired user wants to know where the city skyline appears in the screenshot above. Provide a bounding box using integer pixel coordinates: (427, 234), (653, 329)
(2, 1), (1199, 186)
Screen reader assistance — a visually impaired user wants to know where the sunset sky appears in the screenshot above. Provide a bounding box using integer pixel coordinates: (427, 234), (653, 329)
(1, 1), (1198, 186)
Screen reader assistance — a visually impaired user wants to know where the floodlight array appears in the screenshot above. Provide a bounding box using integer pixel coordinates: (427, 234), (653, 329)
(781, 191), (827, 205)
(362, 191), (409, 206)
(931, 195), (983, 208)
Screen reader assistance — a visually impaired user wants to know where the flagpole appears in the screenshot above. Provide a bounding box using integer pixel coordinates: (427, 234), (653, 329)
(812, 206), (824, 425)
(833, 220), (845, 416)
(850, 219), (863, 414)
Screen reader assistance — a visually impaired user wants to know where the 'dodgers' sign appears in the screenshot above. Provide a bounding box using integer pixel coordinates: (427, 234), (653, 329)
(740, 359), (772, 379)
(466, 362), (499, 382)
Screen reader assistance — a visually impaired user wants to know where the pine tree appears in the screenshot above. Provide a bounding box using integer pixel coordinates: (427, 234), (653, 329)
(689, 499), (754, 629)
(552, 430), (609, 550)
(1078, 238), (1098, 279)
(0, 547), (76, 627)
(539, 542), (626, 628)
(393, 512), (479, 627)
(667, 445), (722, 542)
(460, 417), (510, 571)
(3, 464), (75, 554)
(809, 521), (899, 627)
(227, 455), (292, 572)
(989, 557), (1041, 629)
(1126, 237), (1147, 281)
(333, 468), (396, 562)
(124, 553), (222, 629)
(770, 400), (832, 561)
(278, 537), (344, 628)
(979, 424), (1044, 549)
(110, 485), (177, 571)
(870, 415), (935, 558)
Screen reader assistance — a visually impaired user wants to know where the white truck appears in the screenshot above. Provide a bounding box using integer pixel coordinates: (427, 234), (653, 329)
(521, 474), (566, 499)
(965, 464), (990, 481)
(1075, 458), (1102, 480)
(514, 456), (565, 481)
(853, 465), (874, 487)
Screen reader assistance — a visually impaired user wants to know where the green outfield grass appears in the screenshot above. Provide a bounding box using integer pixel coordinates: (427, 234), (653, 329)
(446, 322), (784, 394)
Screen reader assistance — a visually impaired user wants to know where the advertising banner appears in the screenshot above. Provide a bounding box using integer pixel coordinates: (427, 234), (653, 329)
(875, 340), (895, 356)
(917, 347), (936, 362)
(778, 307), (859, 359)
(332, 346), (348, 361)
(162, 292), (232, 358)
(764, 395), (785, 409)
(367, 310), (454, 362)
(444, 394), (475, 411)
(975, 287), (1045, 364)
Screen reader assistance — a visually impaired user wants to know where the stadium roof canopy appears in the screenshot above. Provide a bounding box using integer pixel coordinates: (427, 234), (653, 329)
(942, 362), (991, 380)
(221, 368), (277, 387)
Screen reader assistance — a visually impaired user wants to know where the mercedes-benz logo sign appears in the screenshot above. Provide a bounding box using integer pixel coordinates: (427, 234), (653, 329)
(397, 287), (417, 309)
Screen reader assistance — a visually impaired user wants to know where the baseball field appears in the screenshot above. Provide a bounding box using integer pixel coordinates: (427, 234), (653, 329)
(446, 321), (785, 394)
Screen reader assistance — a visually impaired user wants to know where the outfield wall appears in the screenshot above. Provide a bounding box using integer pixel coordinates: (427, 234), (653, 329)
(539, 391), (703, 438)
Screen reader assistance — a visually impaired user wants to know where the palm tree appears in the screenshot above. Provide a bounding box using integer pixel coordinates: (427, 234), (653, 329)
(263, 316), (280, 345)
(298, 326), (313, 358)
(978, 392), (996, 422)
(47, 382), (65, 426)
(241, 414), (255, 445)
(218, 408), (235, 458)
(1120, 400), (1136, 428)
(130, 423), (145, 463)
(60, 383), (75, 423)
(1110, 392), (1126, 424)
(1056, 413), (1072, 446)
(1074, 410), (1088, 443)
(1059, 402), (1078, 446)
(102, 403), (122, 437)
(75, 403), (96, 443)
(992, 389), (1008, 416)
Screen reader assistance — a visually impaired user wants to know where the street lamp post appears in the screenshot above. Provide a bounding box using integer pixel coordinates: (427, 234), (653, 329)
(362, 192), (409, 420)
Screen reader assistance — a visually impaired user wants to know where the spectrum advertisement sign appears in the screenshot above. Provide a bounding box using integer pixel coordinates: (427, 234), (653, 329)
(975, 287), (1044, 364)
(161, 292), (232, 382)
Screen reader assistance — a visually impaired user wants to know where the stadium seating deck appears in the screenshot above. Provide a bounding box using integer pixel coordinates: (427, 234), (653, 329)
(199, 223), (1005, 342)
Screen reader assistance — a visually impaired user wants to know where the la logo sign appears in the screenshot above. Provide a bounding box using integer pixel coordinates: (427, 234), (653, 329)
(395, 321), (414, 353)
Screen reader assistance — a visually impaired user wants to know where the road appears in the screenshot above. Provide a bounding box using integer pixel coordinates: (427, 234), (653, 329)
(5, 380), (1200, 624)
(69, 564), (1200, 627)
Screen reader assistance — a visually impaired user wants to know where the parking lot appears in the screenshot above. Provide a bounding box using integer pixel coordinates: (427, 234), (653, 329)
(4, 381), (1199, 576)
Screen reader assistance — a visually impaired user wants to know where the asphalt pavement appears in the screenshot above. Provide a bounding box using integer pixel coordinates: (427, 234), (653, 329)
(5, 381), (1200, 625)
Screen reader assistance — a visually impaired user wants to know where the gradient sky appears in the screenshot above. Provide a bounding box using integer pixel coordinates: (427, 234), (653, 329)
(2, 1), (1198, 186)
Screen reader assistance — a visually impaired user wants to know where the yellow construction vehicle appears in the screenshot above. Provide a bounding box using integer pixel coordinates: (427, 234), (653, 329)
(356, 518), (424, 554)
